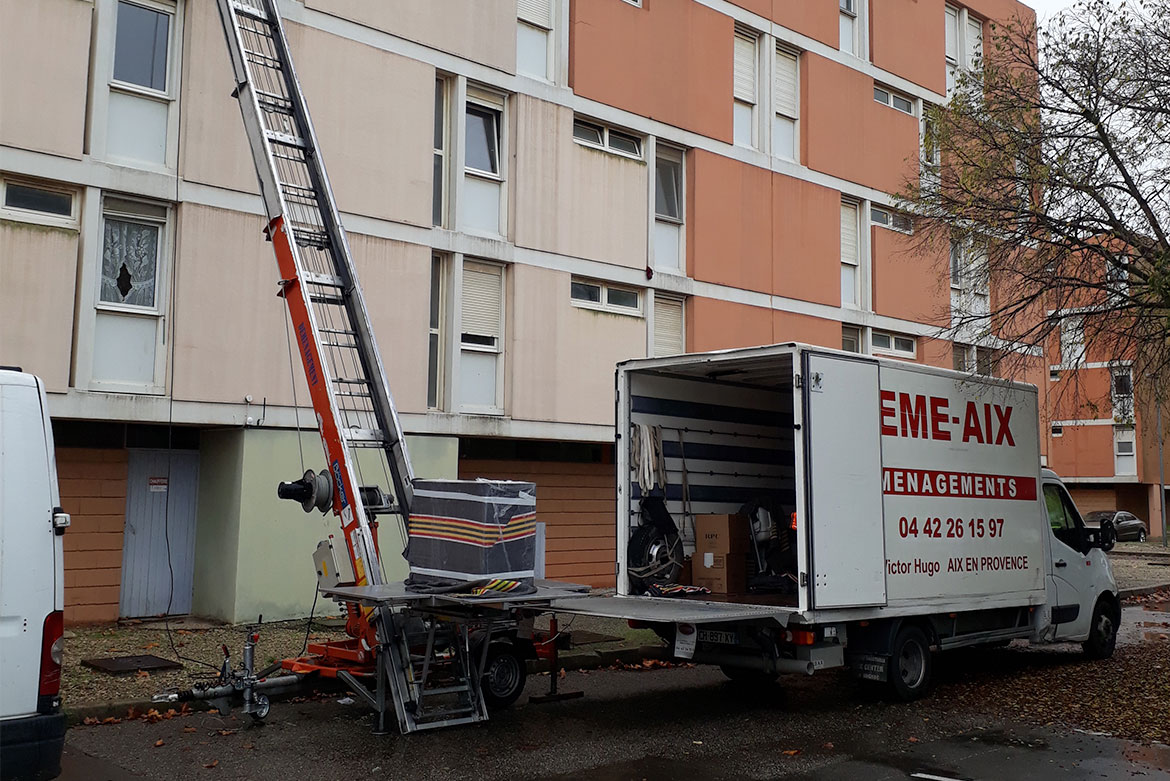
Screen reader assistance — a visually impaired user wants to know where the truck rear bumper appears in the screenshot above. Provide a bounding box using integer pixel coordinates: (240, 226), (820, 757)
(0, 711), (66, 781)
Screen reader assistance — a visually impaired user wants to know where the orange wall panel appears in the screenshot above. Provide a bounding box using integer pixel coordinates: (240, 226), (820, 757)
(687, 297), (773, 352)
(871, 0), (946, 94)
(570, 0), (733, 141)
(689, 151), (773, 293)
(1047, 425), (1115, 478)
(57, 448), (127, 625)
(772, 174), (841, 306)
(871, 227), (948, 325)
(803, 54), (921, 194)
(772, 311), (840, 348)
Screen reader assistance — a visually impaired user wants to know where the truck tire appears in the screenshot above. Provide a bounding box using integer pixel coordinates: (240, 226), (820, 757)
(719, 665), (778, 685)
(627, 524), (683, 593)
(1082, 598), (1119, 660)
(887, 625), (932, 701)
(481, 643), (528, 710)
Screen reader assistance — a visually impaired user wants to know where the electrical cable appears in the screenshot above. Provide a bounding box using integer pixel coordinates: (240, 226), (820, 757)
(299, 586), (320, 657)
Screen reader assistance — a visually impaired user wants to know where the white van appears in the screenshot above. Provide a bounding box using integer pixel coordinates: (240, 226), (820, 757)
(0, 369), (68, 781)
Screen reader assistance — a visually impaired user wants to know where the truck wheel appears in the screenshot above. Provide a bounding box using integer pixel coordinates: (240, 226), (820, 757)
(719, 665), (778, 685)
(1082, 598), (1119, 660)
(481, 643), (528, 710)
(887, 625), (932, 701)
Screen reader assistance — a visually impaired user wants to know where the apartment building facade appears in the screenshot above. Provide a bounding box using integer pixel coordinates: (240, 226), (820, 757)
(1, 0), (1041, 625)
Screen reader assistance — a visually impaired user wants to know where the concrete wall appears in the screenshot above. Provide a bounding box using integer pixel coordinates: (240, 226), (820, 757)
(871, 0), (947, 94)
(871, 226), (948, 325)
(0, 221), (78, 392)
(0, 0), (91, 159)
(192, 428), (458, 623)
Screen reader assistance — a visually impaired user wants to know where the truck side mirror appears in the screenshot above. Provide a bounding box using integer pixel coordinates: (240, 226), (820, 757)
(1085, 519), (1116, 552)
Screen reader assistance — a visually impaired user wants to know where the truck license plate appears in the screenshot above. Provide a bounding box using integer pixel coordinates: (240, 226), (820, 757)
(697, 629), (738, 645)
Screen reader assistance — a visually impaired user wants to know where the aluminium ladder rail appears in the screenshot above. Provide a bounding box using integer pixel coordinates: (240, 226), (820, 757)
(216, 0), (489, 733)
(216, 0), (414, 591)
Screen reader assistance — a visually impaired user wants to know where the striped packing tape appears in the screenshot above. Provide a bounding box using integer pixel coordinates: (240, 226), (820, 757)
(409, 512), (537, 548)
(470, 579), (526, 595)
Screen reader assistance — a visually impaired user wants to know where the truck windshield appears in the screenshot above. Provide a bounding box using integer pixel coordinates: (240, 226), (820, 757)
(1044, 485), (1073, 531)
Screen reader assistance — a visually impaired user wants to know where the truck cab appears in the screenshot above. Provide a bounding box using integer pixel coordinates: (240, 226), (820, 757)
(1039, 469), (1120, 654)
(0, 369), (68, 780)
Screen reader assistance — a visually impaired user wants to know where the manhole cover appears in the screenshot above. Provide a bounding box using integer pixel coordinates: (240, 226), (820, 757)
(81, 654), (183, 676)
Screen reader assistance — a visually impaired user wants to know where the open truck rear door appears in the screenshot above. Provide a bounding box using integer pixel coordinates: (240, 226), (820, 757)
(803, 352), (887, 609)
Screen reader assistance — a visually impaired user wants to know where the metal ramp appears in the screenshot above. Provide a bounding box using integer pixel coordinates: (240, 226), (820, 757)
(216, 0), (488, 733)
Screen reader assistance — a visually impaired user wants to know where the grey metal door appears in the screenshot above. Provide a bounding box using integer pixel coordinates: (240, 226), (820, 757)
(119, 449), (200, 618)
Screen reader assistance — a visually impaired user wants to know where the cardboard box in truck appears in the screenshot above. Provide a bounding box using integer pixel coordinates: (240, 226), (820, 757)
(693, 514), (748, 593)
(604, 344), (1120, 700)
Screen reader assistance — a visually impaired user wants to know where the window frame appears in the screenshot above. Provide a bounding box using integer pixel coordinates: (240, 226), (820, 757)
(427, 254), (448, 410)
(516, 0), (554, 81)
(433, 76), (450, 227)
(773, 45), (800, 161)
(570, 276), (644, 317)
(871, 329), (917, 358)
(870, 205), (912, 234)
(841, 325), (862, 353)
(0, 176), (79, 229)
(464, 99), (503, 180)
(945, 4), (983, 97)
(652, 294), (686, 357)
(733, 27), (760, 148)
(840, 200), (861, 309)
(572, 117), (643, 160)
(873, 84), (915, 115)
(97, 194), (170, 316)
(109, 0), (177, 101)
(458, 259), (506, 415)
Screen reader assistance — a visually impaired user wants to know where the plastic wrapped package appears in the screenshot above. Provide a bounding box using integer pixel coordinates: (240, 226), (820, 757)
(405, 479), (537, 590)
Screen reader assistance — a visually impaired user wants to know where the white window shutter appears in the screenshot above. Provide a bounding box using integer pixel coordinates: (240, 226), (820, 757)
(965, 17), (983, 67)
(518, 0), (551, 28)
(944, 5), (959, 62)
(734, 32), (757, 104)
(840, 203), (859, 265)
(461, 263), (502, 339)
(654, 298), (685, 357)
(774, 49), (798, 118)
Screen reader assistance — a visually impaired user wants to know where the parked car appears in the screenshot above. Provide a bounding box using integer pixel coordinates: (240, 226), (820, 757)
(1085, 510), (1149, 542)
(0, 369), (68, 781)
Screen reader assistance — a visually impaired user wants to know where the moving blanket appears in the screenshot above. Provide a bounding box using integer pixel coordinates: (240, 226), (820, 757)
(405, 478), (537, 590)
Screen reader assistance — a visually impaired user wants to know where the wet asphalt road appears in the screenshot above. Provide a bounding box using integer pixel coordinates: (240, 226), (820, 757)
(62, 604), (1170, 781)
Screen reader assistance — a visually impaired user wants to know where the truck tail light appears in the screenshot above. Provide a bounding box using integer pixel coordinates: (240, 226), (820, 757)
(39, 610), (64, 697)
(785, 629), (816, 646)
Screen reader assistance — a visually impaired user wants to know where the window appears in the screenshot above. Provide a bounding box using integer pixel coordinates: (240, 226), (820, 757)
(921, 112), (941, 189)
(1115, 428), (1136, 474)
(773, 47), (799, 161)
(1, 179), (76, 224)
(733, 29), (758, 147)
(460, 261), (504, 413)
(839, 0), (857, 56)
(92, 195), (170, 390)
(571, 278), (642, 316)
(463, 90), (506, 235)
(945, 5), (983, 98)
(1051, 425), (1063, 437)
(108, 0), (176, 167)
(870, 206), (912, 233)
(654, 146), (684, 273)
(1116, 439), (1135, 456)
(953, 343), (995, 375)
(1059, 316), (1085, 367)
(874, 85), (914, 115)
(113, 1), (170, 92)
(572, 118), (642, 158)
(840, 201), (860, 307)
(427, 255), (446, 409)
(1043, 484), (1075, 532)
(517, 0), (553, 80)
(653, 296), (685, 357)
(433, 78), (448, 227)
(1112, 369), (1134, 422)
(842, 325), (862, 353)
(1112, 371), (1133, 398)
(950, 238), (989, 318)
(872, 330), (916, 357)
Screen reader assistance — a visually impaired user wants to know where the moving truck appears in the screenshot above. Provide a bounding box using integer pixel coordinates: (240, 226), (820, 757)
(0, 370), (68, 779)
(562, 344), (1121, 699)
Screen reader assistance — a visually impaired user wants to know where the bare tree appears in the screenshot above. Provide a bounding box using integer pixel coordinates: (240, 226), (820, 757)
(902, 0), (1170, 399)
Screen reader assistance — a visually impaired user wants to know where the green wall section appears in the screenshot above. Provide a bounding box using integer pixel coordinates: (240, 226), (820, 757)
(191, 428), (458, 623)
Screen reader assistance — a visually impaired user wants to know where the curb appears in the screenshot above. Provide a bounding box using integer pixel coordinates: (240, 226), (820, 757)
(1119, 582), (1170, 599)
(1108, 549), (1170, 560)
(65, 698), (214, 727)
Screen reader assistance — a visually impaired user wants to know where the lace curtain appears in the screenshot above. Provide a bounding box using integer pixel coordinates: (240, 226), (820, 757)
(101, 218), (158, 307)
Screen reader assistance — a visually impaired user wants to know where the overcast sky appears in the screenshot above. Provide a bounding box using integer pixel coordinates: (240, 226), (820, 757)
(1021, 0), (1079, 20)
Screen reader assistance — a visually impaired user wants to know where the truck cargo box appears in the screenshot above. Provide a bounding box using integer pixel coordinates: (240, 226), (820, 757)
(616, 344), (1046, 622)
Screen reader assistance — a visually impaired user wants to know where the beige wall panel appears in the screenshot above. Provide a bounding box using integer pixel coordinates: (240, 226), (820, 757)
(513, 96), (648, 269)
(347, 232), (431, 413)
(0, 0), (91, 158)
(508, 265), (645, 425)
(304, 0), (515, 73)
(0, 222), (78, 391)
(179, 0), (259, 194)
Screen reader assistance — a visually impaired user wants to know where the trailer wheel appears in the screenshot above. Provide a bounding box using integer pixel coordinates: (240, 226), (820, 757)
(481, 643), (528, 710)
(1082, 597), (1119, 660)
(627, 524), (683, 593)
(887, 625), (932, 701)
(719, 665), (778, 685)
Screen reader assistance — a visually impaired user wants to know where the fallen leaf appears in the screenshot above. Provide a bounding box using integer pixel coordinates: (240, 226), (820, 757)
(908, 737), (920, 744)
(143, 642), (160, 650)
(102, 717), (122, 725)
(243, 743), (254, 750)
(558, 669), (566, 679)
(782, 749), (801, 756)
(83, 717), (100, 726)
(135, 670), (150, 679)
(217, 729), (237, 737)
(203, 759), (219, 769)
(164, 709), (178, 719)
(183, 727), (198, 733)
(822, 742), (834, 750)
(154, 740), (165, 748)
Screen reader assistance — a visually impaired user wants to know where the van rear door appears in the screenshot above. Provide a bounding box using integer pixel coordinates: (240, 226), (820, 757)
(802, 352), (887, 609)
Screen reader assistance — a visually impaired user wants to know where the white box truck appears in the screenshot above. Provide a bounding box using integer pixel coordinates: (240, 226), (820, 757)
(556, 344), (1120, 699)
(0, 369), (69, 780)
